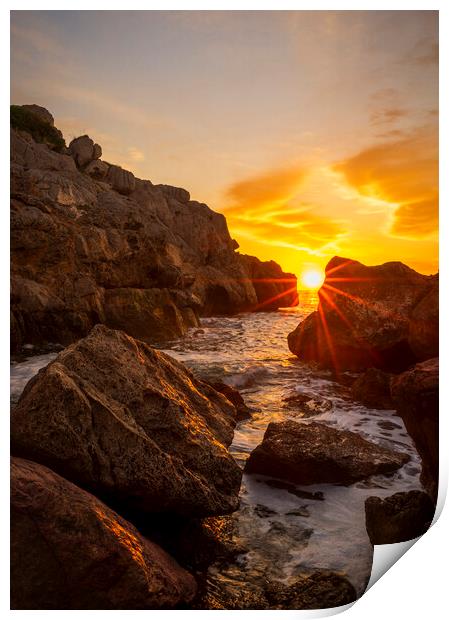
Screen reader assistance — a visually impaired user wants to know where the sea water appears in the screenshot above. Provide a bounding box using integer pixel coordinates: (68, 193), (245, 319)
(10, 293), (422, 596)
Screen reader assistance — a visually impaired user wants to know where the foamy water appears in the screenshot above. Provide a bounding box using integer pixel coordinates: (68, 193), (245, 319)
(10, 295), (422, 598)
(160, 293), (422, 596)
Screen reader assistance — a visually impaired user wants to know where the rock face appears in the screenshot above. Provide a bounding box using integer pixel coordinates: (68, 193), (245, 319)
(350, 368), (393, 409)
(245, 420), (409, 485)
(240, 254), (298, 310)
(11, 107), (297, 351)
(365, 490), (435, 545)
(11, 457), (197, 610)
(391, 358), (439, 502)
(288, 256), (438, 372)
(68, 135), (102, 167)
(11, 325), (242, 518)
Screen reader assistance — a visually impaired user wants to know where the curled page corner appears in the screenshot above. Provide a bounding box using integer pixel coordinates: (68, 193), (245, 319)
(366, 537), (420, 592)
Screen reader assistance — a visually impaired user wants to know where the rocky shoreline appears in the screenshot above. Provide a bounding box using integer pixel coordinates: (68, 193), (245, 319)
(10, 105), (438, 610)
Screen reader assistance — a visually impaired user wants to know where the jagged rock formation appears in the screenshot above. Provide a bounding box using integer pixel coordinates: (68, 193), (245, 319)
(11, 457), (197, 610)
(239, 255), (298, 310)
(11, 325), (242, 518)
(288, 256), (438, 372)
(10, 104), (297, 351)
(390, 358), (439, 502)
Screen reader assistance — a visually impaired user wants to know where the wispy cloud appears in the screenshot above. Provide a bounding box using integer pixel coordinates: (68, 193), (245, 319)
(334, 125), (438, 238)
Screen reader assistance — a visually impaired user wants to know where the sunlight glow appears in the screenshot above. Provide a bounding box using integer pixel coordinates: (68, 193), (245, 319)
(300, 268), (325, 290)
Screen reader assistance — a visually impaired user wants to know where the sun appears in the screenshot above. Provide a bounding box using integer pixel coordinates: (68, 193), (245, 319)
(300, 268), (325, 290)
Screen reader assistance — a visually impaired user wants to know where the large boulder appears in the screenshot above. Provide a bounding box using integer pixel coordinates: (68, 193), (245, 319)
(408, 279), (439, 360)
(21, 104), (55, 126)
(240, 254), (298, 310)
(68, 135), (102, 167)
(244, 420), (409, 485)
(365, 490), (435, 545)
(390, 358), (439, 502)
(350, 368), (393, 409)
(288, 257), (437, 372)
(11, 325), (242, 518)
(11, 457), (197, 610)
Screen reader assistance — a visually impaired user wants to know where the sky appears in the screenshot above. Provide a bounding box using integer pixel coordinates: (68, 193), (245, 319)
(10, 10), (439, 279)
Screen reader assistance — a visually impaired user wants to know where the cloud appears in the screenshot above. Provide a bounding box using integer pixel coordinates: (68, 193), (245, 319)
(370, 107), (408, 126)
(223, 164), (346, 255)
(334, 125), (438, 238)
(127, 147), (145, 162)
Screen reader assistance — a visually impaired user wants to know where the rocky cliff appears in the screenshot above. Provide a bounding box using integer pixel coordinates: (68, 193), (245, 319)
(288, 256), (438, 372)
(11, 105), (297, 351)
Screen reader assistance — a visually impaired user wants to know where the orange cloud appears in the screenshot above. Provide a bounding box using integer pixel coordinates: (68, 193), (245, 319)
(223, 164), (346, 257)
(334, 125), (438, 238)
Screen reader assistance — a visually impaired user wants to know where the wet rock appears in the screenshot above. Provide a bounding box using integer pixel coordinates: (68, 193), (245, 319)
(245, 420), (409, 485)
(11, 325), (242, 518)
(365, 490), (435, 544)
(254, 504), (278, 518)
(11, 457), (197, 610)
(390, 358), (438, 502)
(265, 571), (357, 609)
(288, 256), (438, 372)
(68, 135), (102, 167)
(240, 254), (298, 310)
(283, 391), (332, 417)
(286, 506), (310, 517)
(209, 381), (252, 421)
(261, 478), (325, 501)
(351, 368), (394, 409)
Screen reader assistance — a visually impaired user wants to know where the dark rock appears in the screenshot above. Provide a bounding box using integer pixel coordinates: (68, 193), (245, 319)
(261, 478), (325, 501)
(240, 254), (298, 310)
(210, 381), (252, 421)
(351, 368), (393, 409)
(11, 325), (242, 518)
(283, 391), (332, 417)
(390, 358), (439, 502)
(409, 278), (439, 360)
(11, 457), (197, 610)
(288, 256), (438, 372)
(365, 490), (435, 544)
(245, 420), (409, 485)
(21, 104), (54, 126)
(265, 571), (357, 609)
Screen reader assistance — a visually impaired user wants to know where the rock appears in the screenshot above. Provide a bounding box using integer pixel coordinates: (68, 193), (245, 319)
(365, 490), (435, 545)
(408, 278), (439, 360)
(106, 164), (136, 195)
(68, 135), (102, 167)
(288, 256), (437, 372)
(244, 420), (409, 485)
(11, 457), (197, 610)
(282, 391), (332, 417)
(10, 108), (273, 352)
(11, 325), (242, 518)
(265, 571), (357, 610)
(240, 254), (298, 310)
(390, 358), (438, 502)
(209, 381), (252, 421)
(85, 159), (109, 179)
(103, 287), (188, 342)
(197, 569), (356, 609)
(21, 104), (54, 126)
(155, 184), (190, 204)
(351, 368), (393, 409)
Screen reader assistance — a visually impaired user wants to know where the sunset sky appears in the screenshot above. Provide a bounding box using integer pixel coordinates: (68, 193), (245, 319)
(11, 10), (439, 279)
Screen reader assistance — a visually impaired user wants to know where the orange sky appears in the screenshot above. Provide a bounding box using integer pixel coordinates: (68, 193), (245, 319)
(11, 11), (439, 279)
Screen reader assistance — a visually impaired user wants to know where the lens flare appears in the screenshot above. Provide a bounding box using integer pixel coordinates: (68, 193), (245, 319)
(300, 269), (325, 290)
